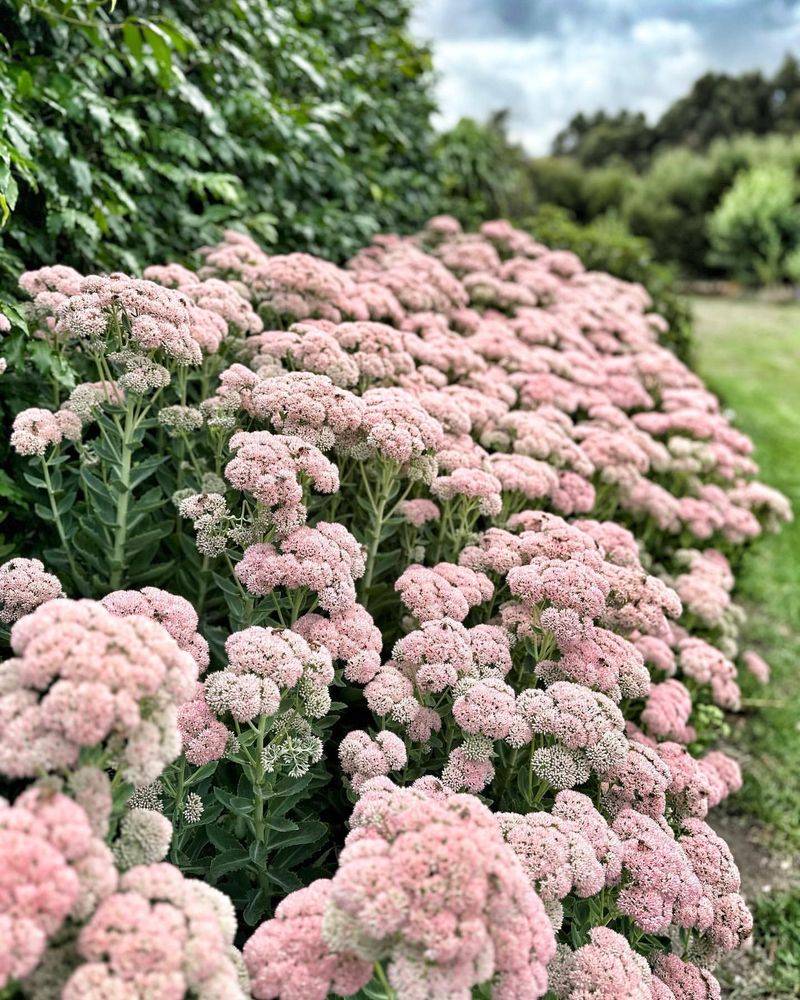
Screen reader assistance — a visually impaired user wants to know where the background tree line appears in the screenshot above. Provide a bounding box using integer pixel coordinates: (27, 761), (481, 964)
(436, 59), (800, 289)
(552, 56), (800, 169)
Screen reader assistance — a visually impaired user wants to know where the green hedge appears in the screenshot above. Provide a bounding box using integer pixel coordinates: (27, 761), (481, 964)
(0, 0), (440, 291)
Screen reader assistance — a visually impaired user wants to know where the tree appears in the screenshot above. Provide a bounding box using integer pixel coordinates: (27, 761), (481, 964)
(552, 111), (654, 169)
(708, 164), (800, 284)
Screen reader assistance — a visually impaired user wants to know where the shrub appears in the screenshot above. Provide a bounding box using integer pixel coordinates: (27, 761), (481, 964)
(0, 218), (790, 997)
(433, 113), (533, 227)
(709, 164), (800, 285)
(0, 0), (440, 289)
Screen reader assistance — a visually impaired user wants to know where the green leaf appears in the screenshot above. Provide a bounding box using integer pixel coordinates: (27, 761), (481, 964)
(206, 825), (244, 853)
(209, 848), (250, 879)
(122, 22), (143, 61)
(242, 888), (269, 926)
(213, 788), (253, 817)
(265, 867), (303, 894)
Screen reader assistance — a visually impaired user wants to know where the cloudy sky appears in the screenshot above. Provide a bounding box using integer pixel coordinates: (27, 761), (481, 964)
(411, 0), (800, 152)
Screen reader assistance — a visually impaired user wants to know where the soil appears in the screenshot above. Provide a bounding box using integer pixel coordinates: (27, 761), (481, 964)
(711, 811), (799, 998)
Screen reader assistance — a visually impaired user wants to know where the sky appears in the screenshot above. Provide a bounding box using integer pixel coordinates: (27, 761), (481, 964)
(411, 0), (800, 152)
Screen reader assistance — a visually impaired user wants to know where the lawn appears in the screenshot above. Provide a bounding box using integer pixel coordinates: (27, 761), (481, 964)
(690, 296), (800, 996)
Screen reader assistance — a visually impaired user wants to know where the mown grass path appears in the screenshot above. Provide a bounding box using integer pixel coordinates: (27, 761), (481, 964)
(691, 297), (800, 997)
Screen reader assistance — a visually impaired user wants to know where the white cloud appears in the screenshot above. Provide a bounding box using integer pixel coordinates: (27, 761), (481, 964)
(425, 19), (706, 152)
(412, 0), (800, 153)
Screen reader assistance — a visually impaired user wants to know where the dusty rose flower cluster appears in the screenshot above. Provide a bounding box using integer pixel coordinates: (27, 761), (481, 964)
(225, 430), (339, 532)
(236, 522), (365, 613)
(53, 273), (217, 364)
(246, 778), (556, 999)
(0, 787), (117, 989)
(63, 862), (246, 998)
(0, 599), (197, 784)
(204, 625), (334, 724)
(338, 729), (407, 791)
(3, 216), (785, 996)
(0, 557), (64, 625)
(10, 406), (82, 456)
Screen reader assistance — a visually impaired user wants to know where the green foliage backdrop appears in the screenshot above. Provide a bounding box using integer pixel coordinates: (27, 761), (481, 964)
(0, 0), (441, 290)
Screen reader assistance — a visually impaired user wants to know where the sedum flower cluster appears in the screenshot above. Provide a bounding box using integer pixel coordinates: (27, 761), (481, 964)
(1, 216), (791, 998)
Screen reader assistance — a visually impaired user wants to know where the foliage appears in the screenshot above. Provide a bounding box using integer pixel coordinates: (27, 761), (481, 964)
(708, 165), (800, 285)
(552, 109), (654, 170)
(433, 112), (532, 227)
(552, 55), (800, 168)
(0, 0), (440, 291)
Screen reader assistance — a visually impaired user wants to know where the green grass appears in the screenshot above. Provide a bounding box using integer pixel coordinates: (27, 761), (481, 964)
(691, 296), (800, 992)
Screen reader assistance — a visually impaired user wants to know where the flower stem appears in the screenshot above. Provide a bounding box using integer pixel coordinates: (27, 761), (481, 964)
(109, 400), (137, 589)
(40, 456), (82, 587)
(373, 962), (396, 999)
(359, 462), (394, 598)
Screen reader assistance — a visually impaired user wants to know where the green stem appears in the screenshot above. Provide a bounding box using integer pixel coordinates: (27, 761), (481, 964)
(40, 456), (82, 587)
(373, 962), (396, 999)
(109, 401), (137, 589)
(358, 463), (394, 598)
(252, 715), (272, 908)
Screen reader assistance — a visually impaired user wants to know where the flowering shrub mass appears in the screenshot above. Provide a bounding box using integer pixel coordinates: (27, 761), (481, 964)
(0, 216), (791, 998)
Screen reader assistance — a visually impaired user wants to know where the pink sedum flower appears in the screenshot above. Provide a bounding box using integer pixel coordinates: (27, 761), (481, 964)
(1, 599), (197, 784)
(0, 558), (64, 625)
(64, 862), (245, 999)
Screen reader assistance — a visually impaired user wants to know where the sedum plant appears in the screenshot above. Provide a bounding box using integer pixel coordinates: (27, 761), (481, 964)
(0, 217), (791, 999)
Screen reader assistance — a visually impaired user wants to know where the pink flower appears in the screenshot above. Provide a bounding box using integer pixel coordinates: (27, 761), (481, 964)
(678, 638), (740, 711)
(101, 587), (209, 672)
(10, 407), (69, 456)
(56, 273), (208, 364)
(244, 879), (372, 1000)
(699, 751), (742, 808)
(518, 682), (625, 758)
(642, 680), (696, 744)
(442, 745), (496, 792)
(742, 649), (770, 684)
(225, 430), (339, 531)
(431, 466), (503, 516)
(0, 558), (63, 625)
(250, 372), (364, 450)
(1, 599), (197, 784)
(551, 926), (657, 999)
(65, 863), (244, 999)
(339, 730), (407, 791)
(393, 617), (473, 692)
(0, 787), (117, 987)
(551, 790), (623, 886)
(356, 387), (444, 467)
(652, 954), (721, 1000)
(453, 676), (518, 739)
(508, 554), (610, 621)
(499, 811), (604, 902)
(203, 625), (334, 722)
(236, 523), (365, 614)
(395, 563), (493, 623)
(397, 498), (440, 527)
(177, 684), (230, 766)
(294, 604), (382, 684)
(323, 779), (555, 998)
(612, 808), (708, 934)
(601, 740), (671, 819)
